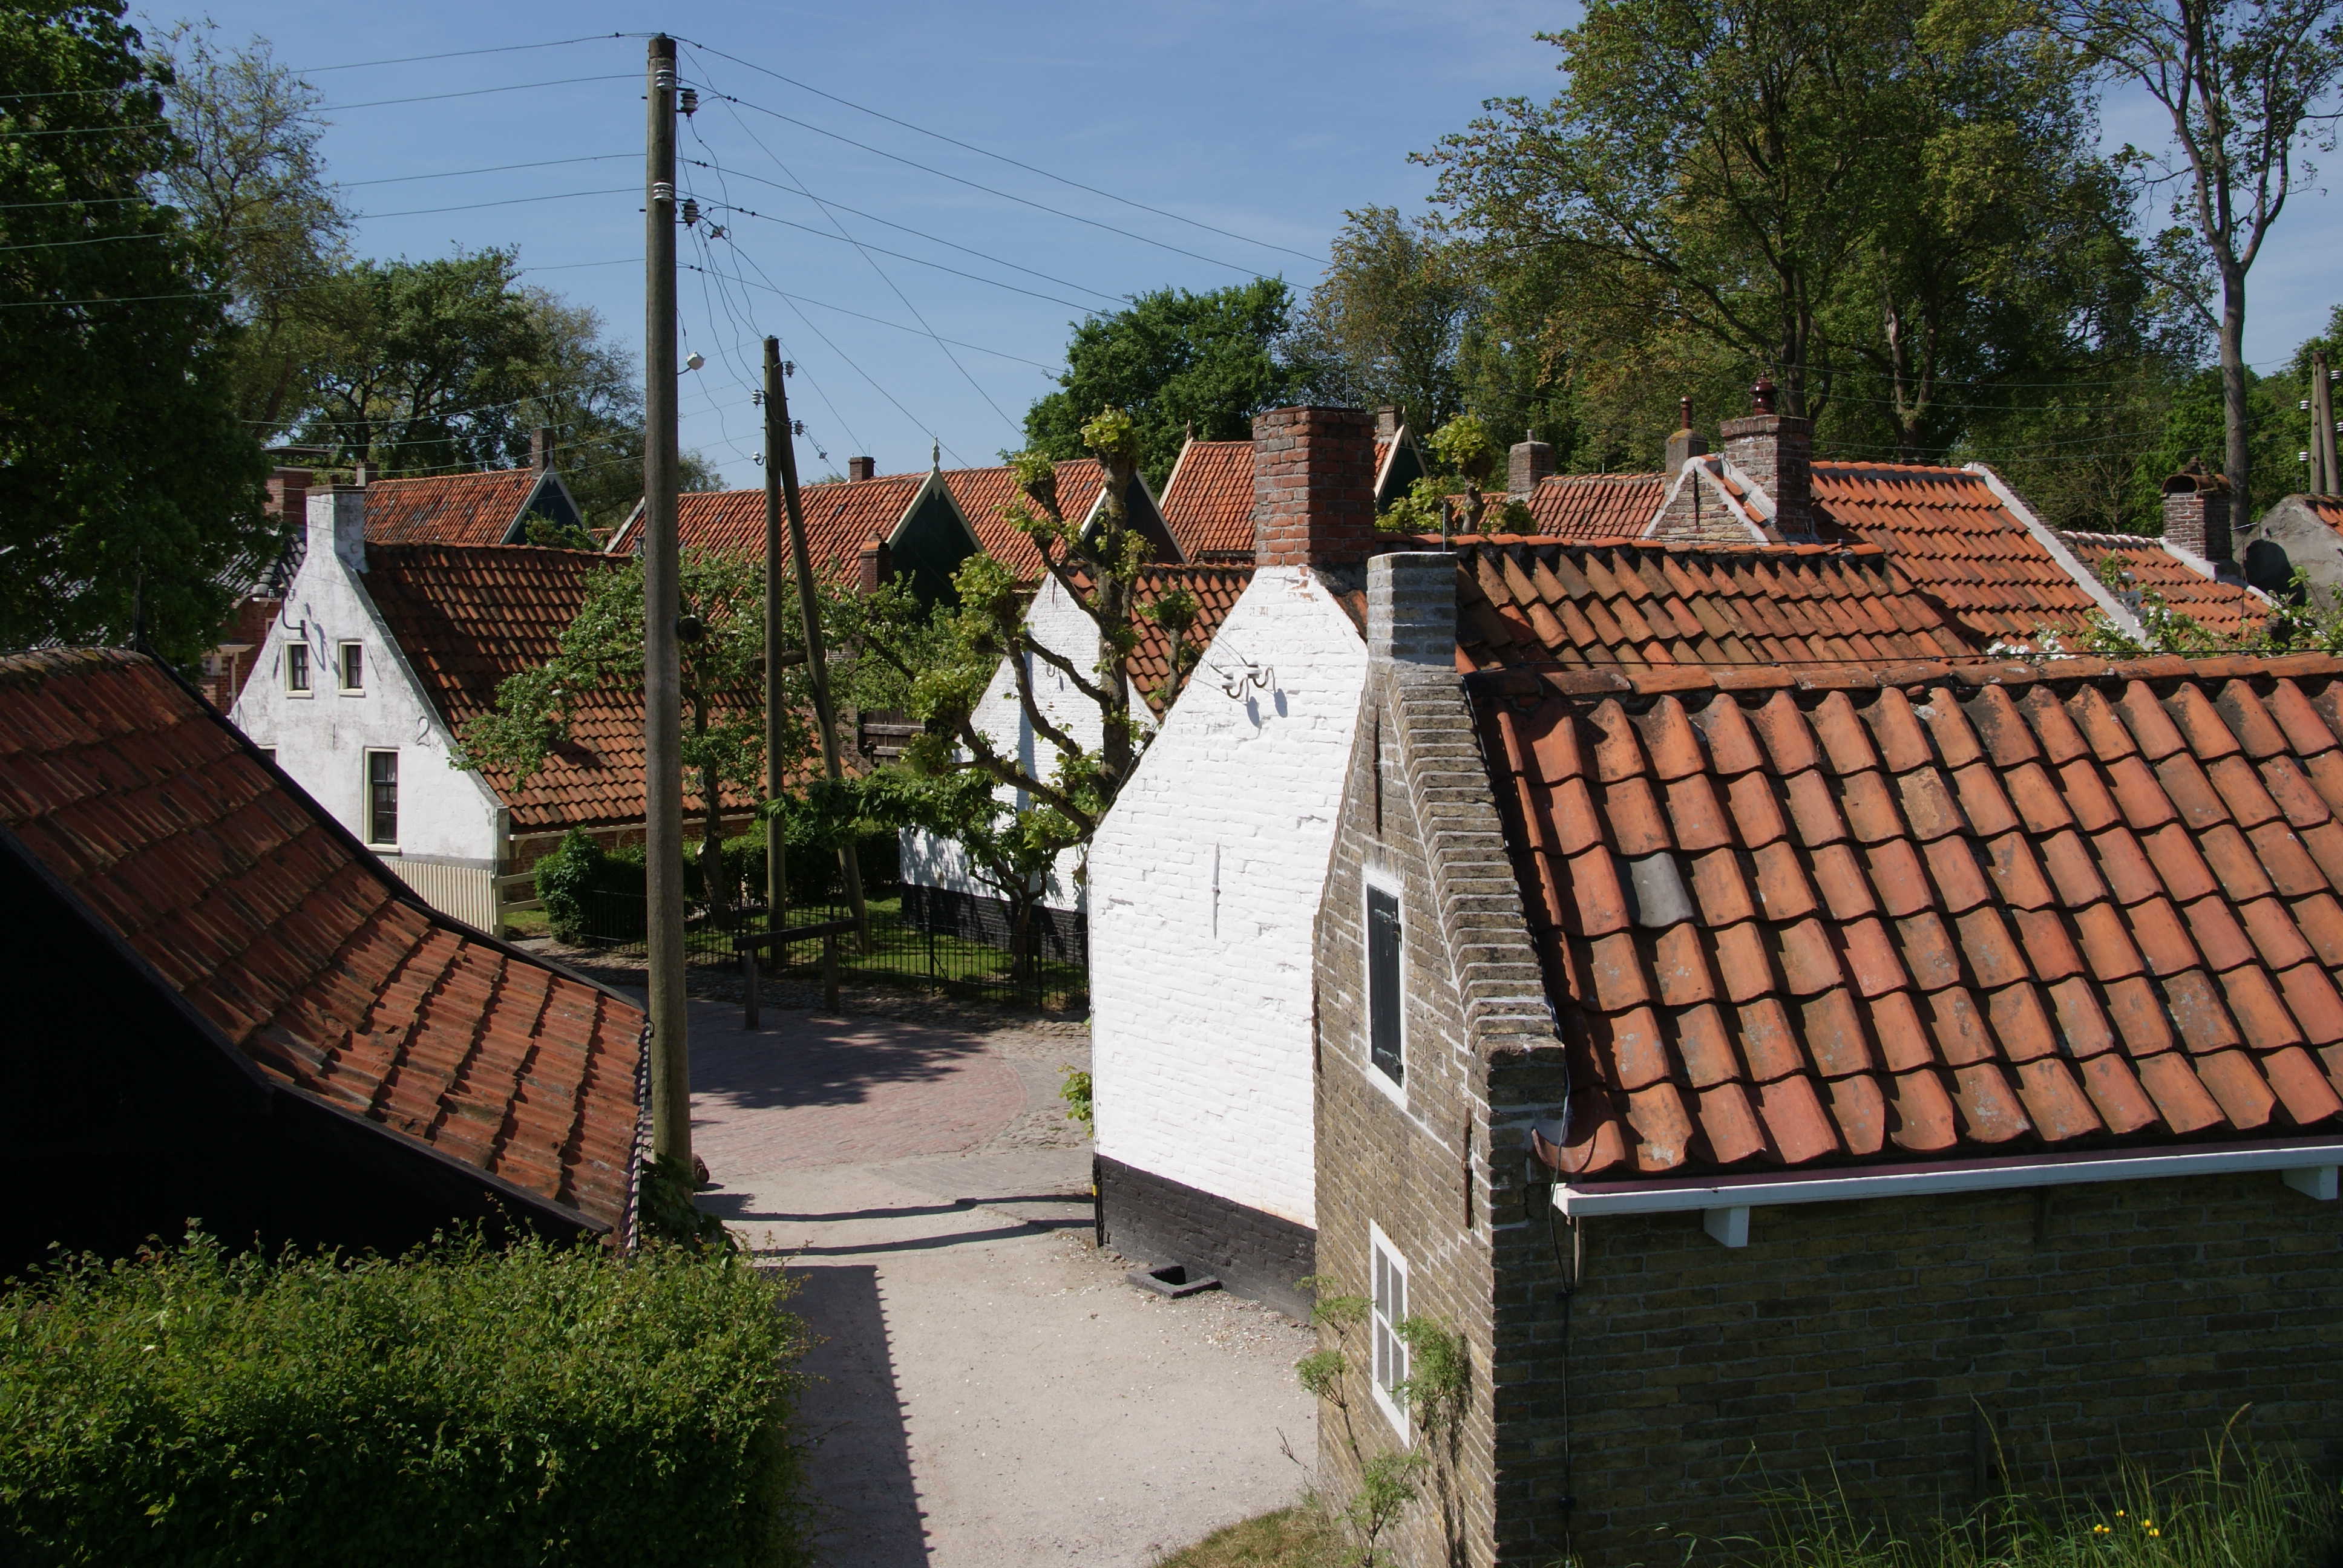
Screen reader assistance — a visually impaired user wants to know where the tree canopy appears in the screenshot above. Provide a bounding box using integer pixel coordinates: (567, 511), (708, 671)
(1024, 280), (1306, 485)
(0, 0), (270, 662)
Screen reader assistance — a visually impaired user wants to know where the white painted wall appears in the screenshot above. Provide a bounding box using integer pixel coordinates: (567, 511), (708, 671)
(229, 489), (506, 869)
(900, 573), (1142, 912)
(1088, 565), (1369, 1230)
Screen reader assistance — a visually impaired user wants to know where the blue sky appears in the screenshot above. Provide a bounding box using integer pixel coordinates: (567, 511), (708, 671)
(142, 2), (2341, 490)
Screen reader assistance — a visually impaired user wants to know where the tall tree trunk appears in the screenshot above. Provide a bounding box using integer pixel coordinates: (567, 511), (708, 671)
(2220, 260), (2252, 521)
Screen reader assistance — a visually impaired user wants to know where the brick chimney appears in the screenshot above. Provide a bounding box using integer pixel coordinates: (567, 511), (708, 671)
(1720, 379), (1814, 537)
(2161, 462), (2232, 563)
(1665, 397), (1708, 478)
(1368, 552), (1455, 667)
(264, 466), (312, 528)
(857, 539), (894, 595)
(531, 426), (555, 472)
(1253, 405), (1377, 569)
(309, 484), (367, 574)
(1374, 405), (1403, 440)
(847, 456), (876, 482)
(1507, 440), (1555, 498)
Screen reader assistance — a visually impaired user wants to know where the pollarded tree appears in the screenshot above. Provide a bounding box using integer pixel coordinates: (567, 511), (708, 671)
(832, 408), (1213, 955)
(453, 549), (805, 916)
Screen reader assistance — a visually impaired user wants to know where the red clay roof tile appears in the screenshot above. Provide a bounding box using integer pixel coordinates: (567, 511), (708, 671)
(1484, 652), (2343, 1178)
(0, 648), (645, 1236)
(1159, 440), (1254, 558)
(364, 469), (539, 546)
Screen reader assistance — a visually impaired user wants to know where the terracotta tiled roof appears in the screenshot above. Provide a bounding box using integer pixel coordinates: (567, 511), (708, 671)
(0, 647), (646, 1235)
(365, 543), (756, 830)
(609, 475), (925, 585)
(2278, 494), (2343, 534)
(1523, 474), (1670, 541)
(1809, 463), (2103, 643)
(1454, 538), (1986, 673)
(946, 461), (1114, 582)
(365, 469), (538, 546)
(1478, 651), (2343, 1181)
(2064, 531), (2270, 643)
(1126, 563), (1254, 713)
(1161, 440), (1255, 559)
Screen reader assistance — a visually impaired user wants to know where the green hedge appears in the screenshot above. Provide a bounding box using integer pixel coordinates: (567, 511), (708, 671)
(0, 1232), (808, 1567)
(534, 828), (646, 943)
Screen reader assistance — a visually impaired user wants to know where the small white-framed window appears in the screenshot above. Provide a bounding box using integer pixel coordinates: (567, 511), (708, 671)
(364, 750), (399, 847)
(284, 641), (311, 696)
(1369, 1224), (1411, 1437)
(337, 641), (364, 693)
(1365, 875), (1404, 1092)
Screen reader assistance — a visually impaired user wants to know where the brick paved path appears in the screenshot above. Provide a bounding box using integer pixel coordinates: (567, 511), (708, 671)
(680, 996), (1316, 1567)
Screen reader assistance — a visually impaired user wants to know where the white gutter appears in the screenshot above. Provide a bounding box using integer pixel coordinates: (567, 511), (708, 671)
(1554, 1137), (2343, 1249)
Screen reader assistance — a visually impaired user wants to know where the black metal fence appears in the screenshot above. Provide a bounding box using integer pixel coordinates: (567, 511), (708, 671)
(571, 867), (1087, 1011)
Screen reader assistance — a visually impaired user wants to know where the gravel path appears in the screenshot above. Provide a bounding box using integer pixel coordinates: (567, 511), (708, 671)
(678, 994), (1317, 1567)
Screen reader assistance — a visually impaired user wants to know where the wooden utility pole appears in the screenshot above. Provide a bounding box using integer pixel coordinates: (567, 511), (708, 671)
(2315, 351), (2339, 496)
(765, 335), (867, 939)
(642, 35), (690, 1166)
(762, 342), (790, 929)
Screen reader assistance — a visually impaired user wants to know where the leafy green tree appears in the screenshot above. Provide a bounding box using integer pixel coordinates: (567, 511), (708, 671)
(1423, 0), (2141, 463)
(1288, 206), (1479, 432)
(453, 550), (801, 915)
(2046, 0), (2343, 518)
(294, 247), (551, 476)
(1024, 281), (1306, 485)
(152, 22), (346, 437)
(0, 0), (270, 662)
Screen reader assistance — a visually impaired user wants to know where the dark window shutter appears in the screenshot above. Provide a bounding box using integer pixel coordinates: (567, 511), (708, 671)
(1368, 885), (1402, 1085)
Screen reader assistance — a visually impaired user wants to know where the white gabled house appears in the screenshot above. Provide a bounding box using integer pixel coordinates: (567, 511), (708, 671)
(1087, 406), (1383, 1314)
(231, 485), (707, 932)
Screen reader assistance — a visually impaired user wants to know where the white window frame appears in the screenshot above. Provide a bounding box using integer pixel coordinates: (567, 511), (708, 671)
(1363, 869), (1406, 1106)
(284, 640), (312, 697)
(336, 640), (364, 694)
(363, 748), (399, 848)
(1369, 1223), (1412, 1438)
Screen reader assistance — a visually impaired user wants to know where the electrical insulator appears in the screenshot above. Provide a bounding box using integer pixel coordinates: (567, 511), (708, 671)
(751, 390), (764, 405)
(791, 420), (805, 436)
(678, 87), (699, 116)
(782, 361), (796, 377)
(650, 180), (675, 206)
(2302, 450), (2313, 463)
(680, 197), (700, 227)
(2304, 399), (2313, 411)
(705, 224), (725, 241)
(654, 66), (677, 92)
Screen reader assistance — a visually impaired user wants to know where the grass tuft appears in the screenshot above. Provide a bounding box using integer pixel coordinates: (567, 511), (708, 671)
(1151, 1501), (1347, 1567)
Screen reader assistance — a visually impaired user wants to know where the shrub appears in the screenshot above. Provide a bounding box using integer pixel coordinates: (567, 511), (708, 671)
(0, 1231), (809, 1567)
(533, 828), (645, 943)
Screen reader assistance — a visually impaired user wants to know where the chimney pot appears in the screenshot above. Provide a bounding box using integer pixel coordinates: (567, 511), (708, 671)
(2160, 463), (2233, 563)
(1374, 405), (1403, 440)
(1751, 377), (1778, 416)
(1253, 405), (1378, 570)
(848, 456), (876, 482)
(532, 426), (555, 472)
(1666, 397), (1709, 479)
(1507, 440), (1555, 498)
(264, 466), (312, 527)
(352, 461), (372, 487)
(309, 485), (368, 575)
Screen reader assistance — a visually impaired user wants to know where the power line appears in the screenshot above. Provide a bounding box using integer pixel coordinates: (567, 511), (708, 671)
(672, 35), (1328, 267)
(698, 200), (1105, 312)
(682, 261), (1061, 370)
(693, 85), (1278, 283)
(685, 96), (1015, 443)
(683, 158), (1128, 305)
(291, 35), (632, 74)
(0, 187), (632, 255)
(0, 152), (634, 213)
(321, 73), (635, 113)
